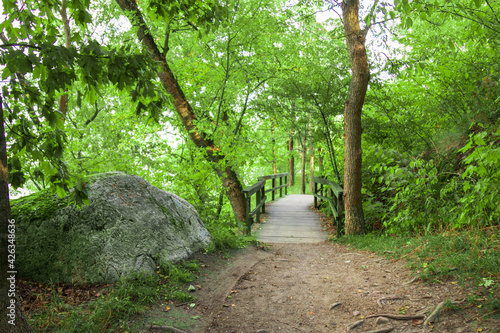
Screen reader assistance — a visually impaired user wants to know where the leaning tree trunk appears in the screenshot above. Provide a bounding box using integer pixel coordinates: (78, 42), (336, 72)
(0, 97), (34, 332)
(342, 0), (368, 235)
(116, 0), (247, 222)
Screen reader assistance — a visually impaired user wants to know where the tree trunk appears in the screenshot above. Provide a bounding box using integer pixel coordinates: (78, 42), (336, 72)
(309, 140), (314, 193)
(342, 0), (368, 235)
(300, 132), (307, 194)
(116, 0), (247, 222)
(1, 97), (34, 331)
(288, 137), (294, 186)
(272, 121), (277, 175)
(318, 147), (324, 176)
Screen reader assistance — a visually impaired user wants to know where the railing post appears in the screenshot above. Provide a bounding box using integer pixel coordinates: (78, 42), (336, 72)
(285, 175), (288, 195)
(256, 189), (261, 224)
(279, 176), (283, 198)
(314, 181), (318, 208)
(272, 178), (276, 201)
(261, 184), (266, 214)
(245, 193), (252, 234)
(320, 183), (324, 205)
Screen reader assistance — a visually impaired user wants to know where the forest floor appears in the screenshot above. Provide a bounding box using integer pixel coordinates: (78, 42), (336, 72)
(138, 241), (500, 333)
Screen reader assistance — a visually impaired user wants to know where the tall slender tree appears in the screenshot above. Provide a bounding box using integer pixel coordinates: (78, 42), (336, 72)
(341, 0), (370, 234)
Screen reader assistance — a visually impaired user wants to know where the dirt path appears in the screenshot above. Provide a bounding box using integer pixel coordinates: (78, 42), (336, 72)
(142, 243), (499, 333)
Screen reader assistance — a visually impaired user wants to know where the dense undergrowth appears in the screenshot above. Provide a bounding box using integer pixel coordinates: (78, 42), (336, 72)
(362, 121), (500, 234)
(330, 120), (500, 316)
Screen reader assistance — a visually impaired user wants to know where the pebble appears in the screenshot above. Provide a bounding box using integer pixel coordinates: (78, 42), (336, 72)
(376, 317), (390, 325)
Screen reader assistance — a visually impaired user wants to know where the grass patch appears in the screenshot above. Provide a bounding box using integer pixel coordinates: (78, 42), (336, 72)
(27, 260), (200, 332)
(336, 228), (500, 315)
(203, 213), (255, 254)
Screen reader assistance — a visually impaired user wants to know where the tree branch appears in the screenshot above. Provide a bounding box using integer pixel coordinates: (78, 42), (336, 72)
(0, 43), (42, 50)
(84, 102), (103, 126)
(163, 25), (170, 57)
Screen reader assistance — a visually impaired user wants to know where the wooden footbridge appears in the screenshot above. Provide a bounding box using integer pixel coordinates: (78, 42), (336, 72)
(243, 173), (344, 243)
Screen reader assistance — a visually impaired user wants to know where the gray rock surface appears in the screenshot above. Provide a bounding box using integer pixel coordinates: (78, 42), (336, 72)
(12, 172), (211, 283)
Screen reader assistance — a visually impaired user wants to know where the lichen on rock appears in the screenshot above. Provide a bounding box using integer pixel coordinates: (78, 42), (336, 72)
(11, 172), (211, 283)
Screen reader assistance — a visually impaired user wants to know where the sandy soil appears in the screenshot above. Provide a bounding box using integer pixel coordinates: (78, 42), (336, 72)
(142, 242), (500, 333)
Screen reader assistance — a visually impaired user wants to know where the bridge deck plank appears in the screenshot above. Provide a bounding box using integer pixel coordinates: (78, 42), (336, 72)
(255, 194), (327, 243)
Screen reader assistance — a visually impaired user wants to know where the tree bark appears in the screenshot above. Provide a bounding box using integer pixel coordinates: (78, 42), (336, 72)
(1, 97), (34, 332)
(300, 130), (307, 194)
(318, 147), (324, 176)
(272, 120), (277, 175)
(288, 137), (294, 186)
(309, 138), (314, 193)
(115, 0), (247, 222)
(342, 0), (368, 235)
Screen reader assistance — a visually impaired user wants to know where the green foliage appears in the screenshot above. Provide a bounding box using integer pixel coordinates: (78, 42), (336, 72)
(457, 123), (500, 227)
(363, 123), (500, 234)
(204, 212), (253, 253)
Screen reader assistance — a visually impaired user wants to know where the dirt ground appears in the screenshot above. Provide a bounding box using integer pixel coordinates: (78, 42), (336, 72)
(141, 242), (500, 333)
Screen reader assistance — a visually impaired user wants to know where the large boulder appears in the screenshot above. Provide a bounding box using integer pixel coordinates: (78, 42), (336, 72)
(11, 172), (211, 283)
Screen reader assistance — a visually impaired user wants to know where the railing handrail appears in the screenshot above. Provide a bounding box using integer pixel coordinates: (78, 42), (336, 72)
(258, 172), (288, 180)
(242, 173), (289, 234)
(312, 177), (344, 237)
(243, 179), (266, 196)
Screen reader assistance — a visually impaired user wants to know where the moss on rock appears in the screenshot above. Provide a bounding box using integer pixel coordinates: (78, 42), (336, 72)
(11, 172), (211, 284)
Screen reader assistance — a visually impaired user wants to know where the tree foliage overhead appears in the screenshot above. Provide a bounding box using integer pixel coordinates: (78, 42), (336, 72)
(0, 0), (498, 261)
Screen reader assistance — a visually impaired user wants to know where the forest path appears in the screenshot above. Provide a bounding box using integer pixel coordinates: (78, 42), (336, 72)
(255, 194), (327, 243)
(142, 243), (492, 333)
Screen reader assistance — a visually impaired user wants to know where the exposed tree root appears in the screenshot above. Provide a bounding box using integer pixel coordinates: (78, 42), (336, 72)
(423, 301), (446, 326)
(330, 302), (342, 310)
(376, 296), (406, 307)
(365, 328), (394, 333)
(402, 276), (420, 285)
(365, 314), (425, 320)
(348, 319), (365, 331)
(149, 325), (188, 333)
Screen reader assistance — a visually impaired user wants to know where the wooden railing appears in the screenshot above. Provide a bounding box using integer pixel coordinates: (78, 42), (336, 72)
(313, 177), (344, 237)
(242, 173), (289, 234)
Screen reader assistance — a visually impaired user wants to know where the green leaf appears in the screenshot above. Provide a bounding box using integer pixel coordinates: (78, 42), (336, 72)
(76, 90), (82, 108)
(9, 171), (26, 188)
(406, 17), (413, 28)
